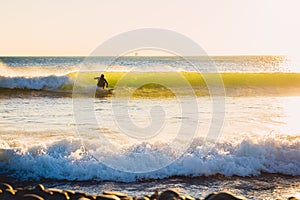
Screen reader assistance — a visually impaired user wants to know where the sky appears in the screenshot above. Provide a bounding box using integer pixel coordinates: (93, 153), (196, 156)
(1, 0), (300, 56)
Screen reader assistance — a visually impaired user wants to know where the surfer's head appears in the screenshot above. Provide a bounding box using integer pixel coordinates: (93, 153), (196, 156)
(101, 74), (104, 78)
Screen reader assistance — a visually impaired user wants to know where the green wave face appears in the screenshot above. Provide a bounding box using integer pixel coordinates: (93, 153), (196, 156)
(1, 72), (300, 98)
(72, 72), (300, 97)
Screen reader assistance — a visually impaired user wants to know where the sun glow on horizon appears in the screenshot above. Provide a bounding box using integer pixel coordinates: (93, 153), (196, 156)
(0, 0), (300, 57)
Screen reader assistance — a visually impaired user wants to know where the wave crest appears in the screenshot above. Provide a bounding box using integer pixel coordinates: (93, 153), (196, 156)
(0, 135), (299, 182)
(1, 71), (300, 97)
(0, 75), (73, 90)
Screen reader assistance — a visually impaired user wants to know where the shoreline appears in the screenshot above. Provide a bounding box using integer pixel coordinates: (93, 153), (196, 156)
(1, 172), (299, 183)
(0, 182), (299, 200)
(1, 174), (299, 200)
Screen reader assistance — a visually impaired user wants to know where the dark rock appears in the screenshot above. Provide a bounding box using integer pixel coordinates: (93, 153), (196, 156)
(96, 194), (121, 200)
(158, 188), (180, 200)
(21, 186), (51, 200)
(23, 193), (45, 200)
(0, 187), (17, 200)
(5, 188), (17, 195)
(0, 183), (13, 191)
(288, 197), (299, 200)
(120, 197), (132, 200)
(150, 191), (159, 200)
(204, 192), (246, 200)
(65, 189), (87, 199)
(204, 193), (216, 200)
(65, 189), (76, 195)
(15, 188), (32, 197)
(46, 188), (70, 200)
(34, 184), (46, 192)
(36, 191), (53, 200)
(183, 195), (194, 200)
(103, 191), (128, 198)
(47, 188), (64, 193)
(86, 194), (97, 199)
(136, 197), (150, 200)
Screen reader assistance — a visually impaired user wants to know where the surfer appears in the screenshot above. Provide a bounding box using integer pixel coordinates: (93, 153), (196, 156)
(94, 74), (108, 89)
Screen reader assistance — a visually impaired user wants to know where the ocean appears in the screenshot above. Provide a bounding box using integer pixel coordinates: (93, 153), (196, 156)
(0, 56), (299, 199)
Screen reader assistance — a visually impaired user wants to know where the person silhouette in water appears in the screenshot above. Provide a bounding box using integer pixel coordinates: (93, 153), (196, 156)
(94, 74), (108, 89)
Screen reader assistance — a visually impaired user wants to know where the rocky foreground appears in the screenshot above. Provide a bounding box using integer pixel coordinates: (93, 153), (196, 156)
(0, 182), (299, 200)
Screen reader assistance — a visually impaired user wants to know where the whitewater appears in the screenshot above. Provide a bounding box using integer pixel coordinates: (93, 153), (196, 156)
(1, 135), (300, 181)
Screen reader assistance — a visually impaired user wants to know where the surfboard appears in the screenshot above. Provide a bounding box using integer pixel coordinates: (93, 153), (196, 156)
(95, 88), (114, 97)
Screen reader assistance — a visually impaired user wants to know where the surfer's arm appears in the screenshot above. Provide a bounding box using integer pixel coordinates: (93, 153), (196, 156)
(105, 79), (108, 87)
(94, 77), (100, 80)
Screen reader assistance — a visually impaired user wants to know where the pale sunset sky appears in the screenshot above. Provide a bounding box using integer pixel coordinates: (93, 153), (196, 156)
(0, 0), (300, 56)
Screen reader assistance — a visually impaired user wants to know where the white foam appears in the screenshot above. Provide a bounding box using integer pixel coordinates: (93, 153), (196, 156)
(0, 75), (73, 90)
(0, 135), (299, 181)
(0, 62), (76, 90)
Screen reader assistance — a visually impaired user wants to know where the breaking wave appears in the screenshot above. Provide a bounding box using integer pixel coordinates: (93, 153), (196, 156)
(0, 64), (300, 97)
(0, 135), (299, 182)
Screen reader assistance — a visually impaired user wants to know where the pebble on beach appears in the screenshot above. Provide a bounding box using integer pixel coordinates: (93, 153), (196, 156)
(204, 192), (246, 200)
(0, 182), (299, 200)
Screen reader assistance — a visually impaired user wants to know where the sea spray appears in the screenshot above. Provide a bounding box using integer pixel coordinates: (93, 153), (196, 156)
(0, 135), (299, 181)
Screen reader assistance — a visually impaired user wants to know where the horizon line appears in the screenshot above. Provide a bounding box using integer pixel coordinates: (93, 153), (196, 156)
(0, 54), (287, 57)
